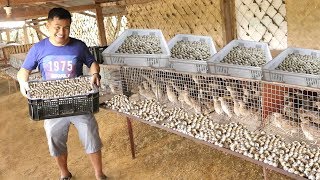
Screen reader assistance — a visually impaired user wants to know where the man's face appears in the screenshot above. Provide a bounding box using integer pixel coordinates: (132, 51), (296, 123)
(47, 17), (71, 46)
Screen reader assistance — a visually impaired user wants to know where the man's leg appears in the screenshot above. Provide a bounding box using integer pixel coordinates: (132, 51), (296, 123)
(44, 118), (71, 178)
(71, 114), (105, 179)
(55, 153), (71, 177)
(88, 150), (106, 179)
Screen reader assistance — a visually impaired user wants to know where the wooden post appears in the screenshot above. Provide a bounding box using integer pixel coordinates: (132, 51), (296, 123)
(220, 0), (237, 45)
(95, 5), (107, 46)
(126, 117), (136, 159)
(5, 29), (10, 43)
(23, 25), (29, 44)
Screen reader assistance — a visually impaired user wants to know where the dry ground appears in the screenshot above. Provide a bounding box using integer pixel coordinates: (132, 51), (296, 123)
(0, 77), (293, 180)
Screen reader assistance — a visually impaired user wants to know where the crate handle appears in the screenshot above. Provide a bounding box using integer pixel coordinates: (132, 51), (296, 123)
(215, 66), (229, 75)
(250, 70), (262, 79)
(293, 50), (299, 54)
(196, 64), (208, 73)
(305, 78), (319, 87)
(182, 37), (188, 41)
(110, 57), (125, 64)
(270, 73), (284, 82)
(147, 58), (159, 66)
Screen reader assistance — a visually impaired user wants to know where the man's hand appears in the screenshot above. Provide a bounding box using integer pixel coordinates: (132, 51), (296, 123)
(19, 81), (30, 98)
(17, 68), (32, 98)
(91, 73), (101, 88)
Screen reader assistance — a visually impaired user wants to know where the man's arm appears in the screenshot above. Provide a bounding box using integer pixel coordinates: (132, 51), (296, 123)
(89, 61), (101, 87)
(17, 68), (32, 97)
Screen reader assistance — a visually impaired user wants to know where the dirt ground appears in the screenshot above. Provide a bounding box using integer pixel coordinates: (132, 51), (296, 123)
(0, 77), (294, 180)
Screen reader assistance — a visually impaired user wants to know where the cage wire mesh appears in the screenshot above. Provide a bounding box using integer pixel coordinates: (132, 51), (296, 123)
(100, 65), (123, 96)
(262, 82), (320, 146)
(119, 66), (262, 131)
(82, 64), (123, 102)
(116, 66), (320, 146)
(106, 66), (320, 179)
(235, 0), (287, 50)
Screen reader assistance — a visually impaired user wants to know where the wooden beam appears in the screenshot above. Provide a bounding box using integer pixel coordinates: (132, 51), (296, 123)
(63, 4), (97, 11)
(46, 2), (97, 18)
(0, 4), (98, 21)
(0, 0), (62, 6)
(220, 0), (236, 45)
(102, 5), (127, 17)
(100, 1), (124, 7)
(79, 12), (95, 18)
(26, 18), (48, 24)
(100, 0), (157, 6)
(103, 11), (127, 17)
(95, 0), (121, 3)
(1, 22), (46, 31)
(95, 5), (107, 46)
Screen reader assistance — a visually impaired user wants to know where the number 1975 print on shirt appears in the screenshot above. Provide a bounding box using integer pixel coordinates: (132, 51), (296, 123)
(42, 55), (77, 80)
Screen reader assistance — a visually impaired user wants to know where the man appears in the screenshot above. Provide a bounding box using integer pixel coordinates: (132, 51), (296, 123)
(17, 8), (107, 180)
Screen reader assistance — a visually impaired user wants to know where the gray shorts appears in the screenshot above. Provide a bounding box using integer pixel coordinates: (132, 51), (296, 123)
(44, 114), (102, 157)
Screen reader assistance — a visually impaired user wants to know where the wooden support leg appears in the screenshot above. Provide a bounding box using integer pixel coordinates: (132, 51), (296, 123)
(14, 80), (18, 91)
(263, 167), (268, 180)
(126, 117), (135, 159)
(7, 79), (11, 94)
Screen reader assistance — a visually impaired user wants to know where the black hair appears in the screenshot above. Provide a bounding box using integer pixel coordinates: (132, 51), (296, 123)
(48, 7), (72, 22)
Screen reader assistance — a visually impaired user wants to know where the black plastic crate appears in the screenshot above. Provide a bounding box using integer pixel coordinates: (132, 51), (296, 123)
(28, 92), (99, 121)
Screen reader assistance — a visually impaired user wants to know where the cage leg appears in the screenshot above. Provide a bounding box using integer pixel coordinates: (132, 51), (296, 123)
(127, 117), (135, 159)
(14, 80), (18, 91)
(263, 167), (268, 180)
(7, 79), (11, 94)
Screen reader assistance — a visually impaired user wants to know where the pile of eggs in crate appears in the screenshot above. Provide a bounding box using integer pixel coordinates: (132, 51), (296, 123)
(115, 34), (162, 54)
(276, 53), (320, 75)
(28, 76), (94, 99)
(221, 46), (266, 66)
(170, 40), (211, 60)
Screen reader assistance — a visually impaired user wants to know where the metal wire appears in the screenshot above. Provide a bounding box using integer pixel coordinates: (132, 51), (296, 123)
(262, 81), (320, 145)
(116, 66), (320, 146)
(120, 66), (263, 131)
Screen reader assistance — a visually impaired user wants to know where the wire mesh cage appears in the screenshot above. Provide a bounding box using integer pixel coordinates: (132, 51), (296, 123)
(99, 65), (123, 102)
(105, 65), (320, 179)
(119, 66), (263, 131)
(262, 82), (320, 145)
